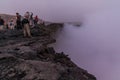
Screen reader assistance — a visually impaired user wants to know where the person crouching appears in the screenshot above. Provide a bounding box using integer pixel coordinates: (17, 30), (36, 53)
(22, 15), (32, 38)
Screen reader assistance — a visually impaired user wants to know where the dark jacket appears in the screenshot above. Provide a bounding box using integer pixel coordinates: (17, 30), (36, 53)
(0, 19), (4, 25)
(22, 18), (29, 25)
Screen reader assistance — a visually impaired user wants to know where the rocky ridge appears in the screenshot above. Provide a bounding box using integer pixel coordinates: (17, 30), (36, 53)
(0, 23), (96, 80)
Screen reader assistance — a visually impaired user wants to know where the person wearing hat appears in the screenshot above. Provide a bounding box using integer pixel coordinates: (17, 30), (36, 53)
(22, 14), (32, 37)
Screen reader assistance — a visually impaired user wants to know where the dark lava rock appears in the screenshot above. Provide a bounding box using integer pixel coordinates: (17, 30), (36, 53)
(0, 23), (96, 80)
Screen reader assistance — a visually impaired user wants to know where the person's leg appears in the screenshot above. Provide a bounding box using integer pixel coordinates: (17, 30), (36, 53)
(13, 25), (15, 30)
(11, 25), (14, 30)
(32, 19), (35, 27)
(26, 24), (32, 37)
(9, 26), (12, 29)
(0, 26), (2, 30)
(11, 26), (13, 29)
(23, 24), (27, 37)
(17, 20), (22, 29)
(0, 25), (3, 30)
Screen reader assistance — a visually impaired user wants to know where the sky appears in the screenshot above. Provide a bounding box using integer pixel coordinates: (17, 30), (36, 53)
(0, 0), (105, 22)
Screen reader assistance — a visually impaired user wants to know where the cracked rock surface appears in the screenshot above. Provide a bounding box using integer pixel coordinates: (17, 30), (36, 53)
(0, 23), (96, 80)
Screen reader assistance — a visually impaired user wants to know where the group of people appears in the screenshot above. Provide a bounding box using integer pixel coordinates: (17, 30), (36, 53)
(0, 12), (43, 38)
(16, 12), (39, 29)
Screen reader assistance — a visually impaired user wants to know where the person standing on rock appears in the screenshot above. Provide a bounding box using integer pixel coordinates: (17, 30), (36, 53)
(22, 14), (32, 38)
(30, 12), (34, 28)
(34, 15), (38, 26)
(16, 13), (22, 29)
(0, 16), (5, 30)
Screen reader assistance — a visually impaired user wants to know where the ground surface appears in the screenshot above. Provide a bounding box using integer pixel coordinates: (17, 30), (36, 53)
(0, 23), (96, 80)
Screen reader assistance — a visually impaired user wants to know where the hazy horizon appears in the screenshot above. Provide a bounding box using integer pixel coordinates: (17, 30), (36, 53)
(0, 0), (112, 22)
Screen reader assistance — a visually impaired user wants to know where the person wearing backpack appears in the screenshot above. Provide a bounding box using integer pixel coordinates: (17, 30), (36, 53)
(22, 14), (32, 38)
